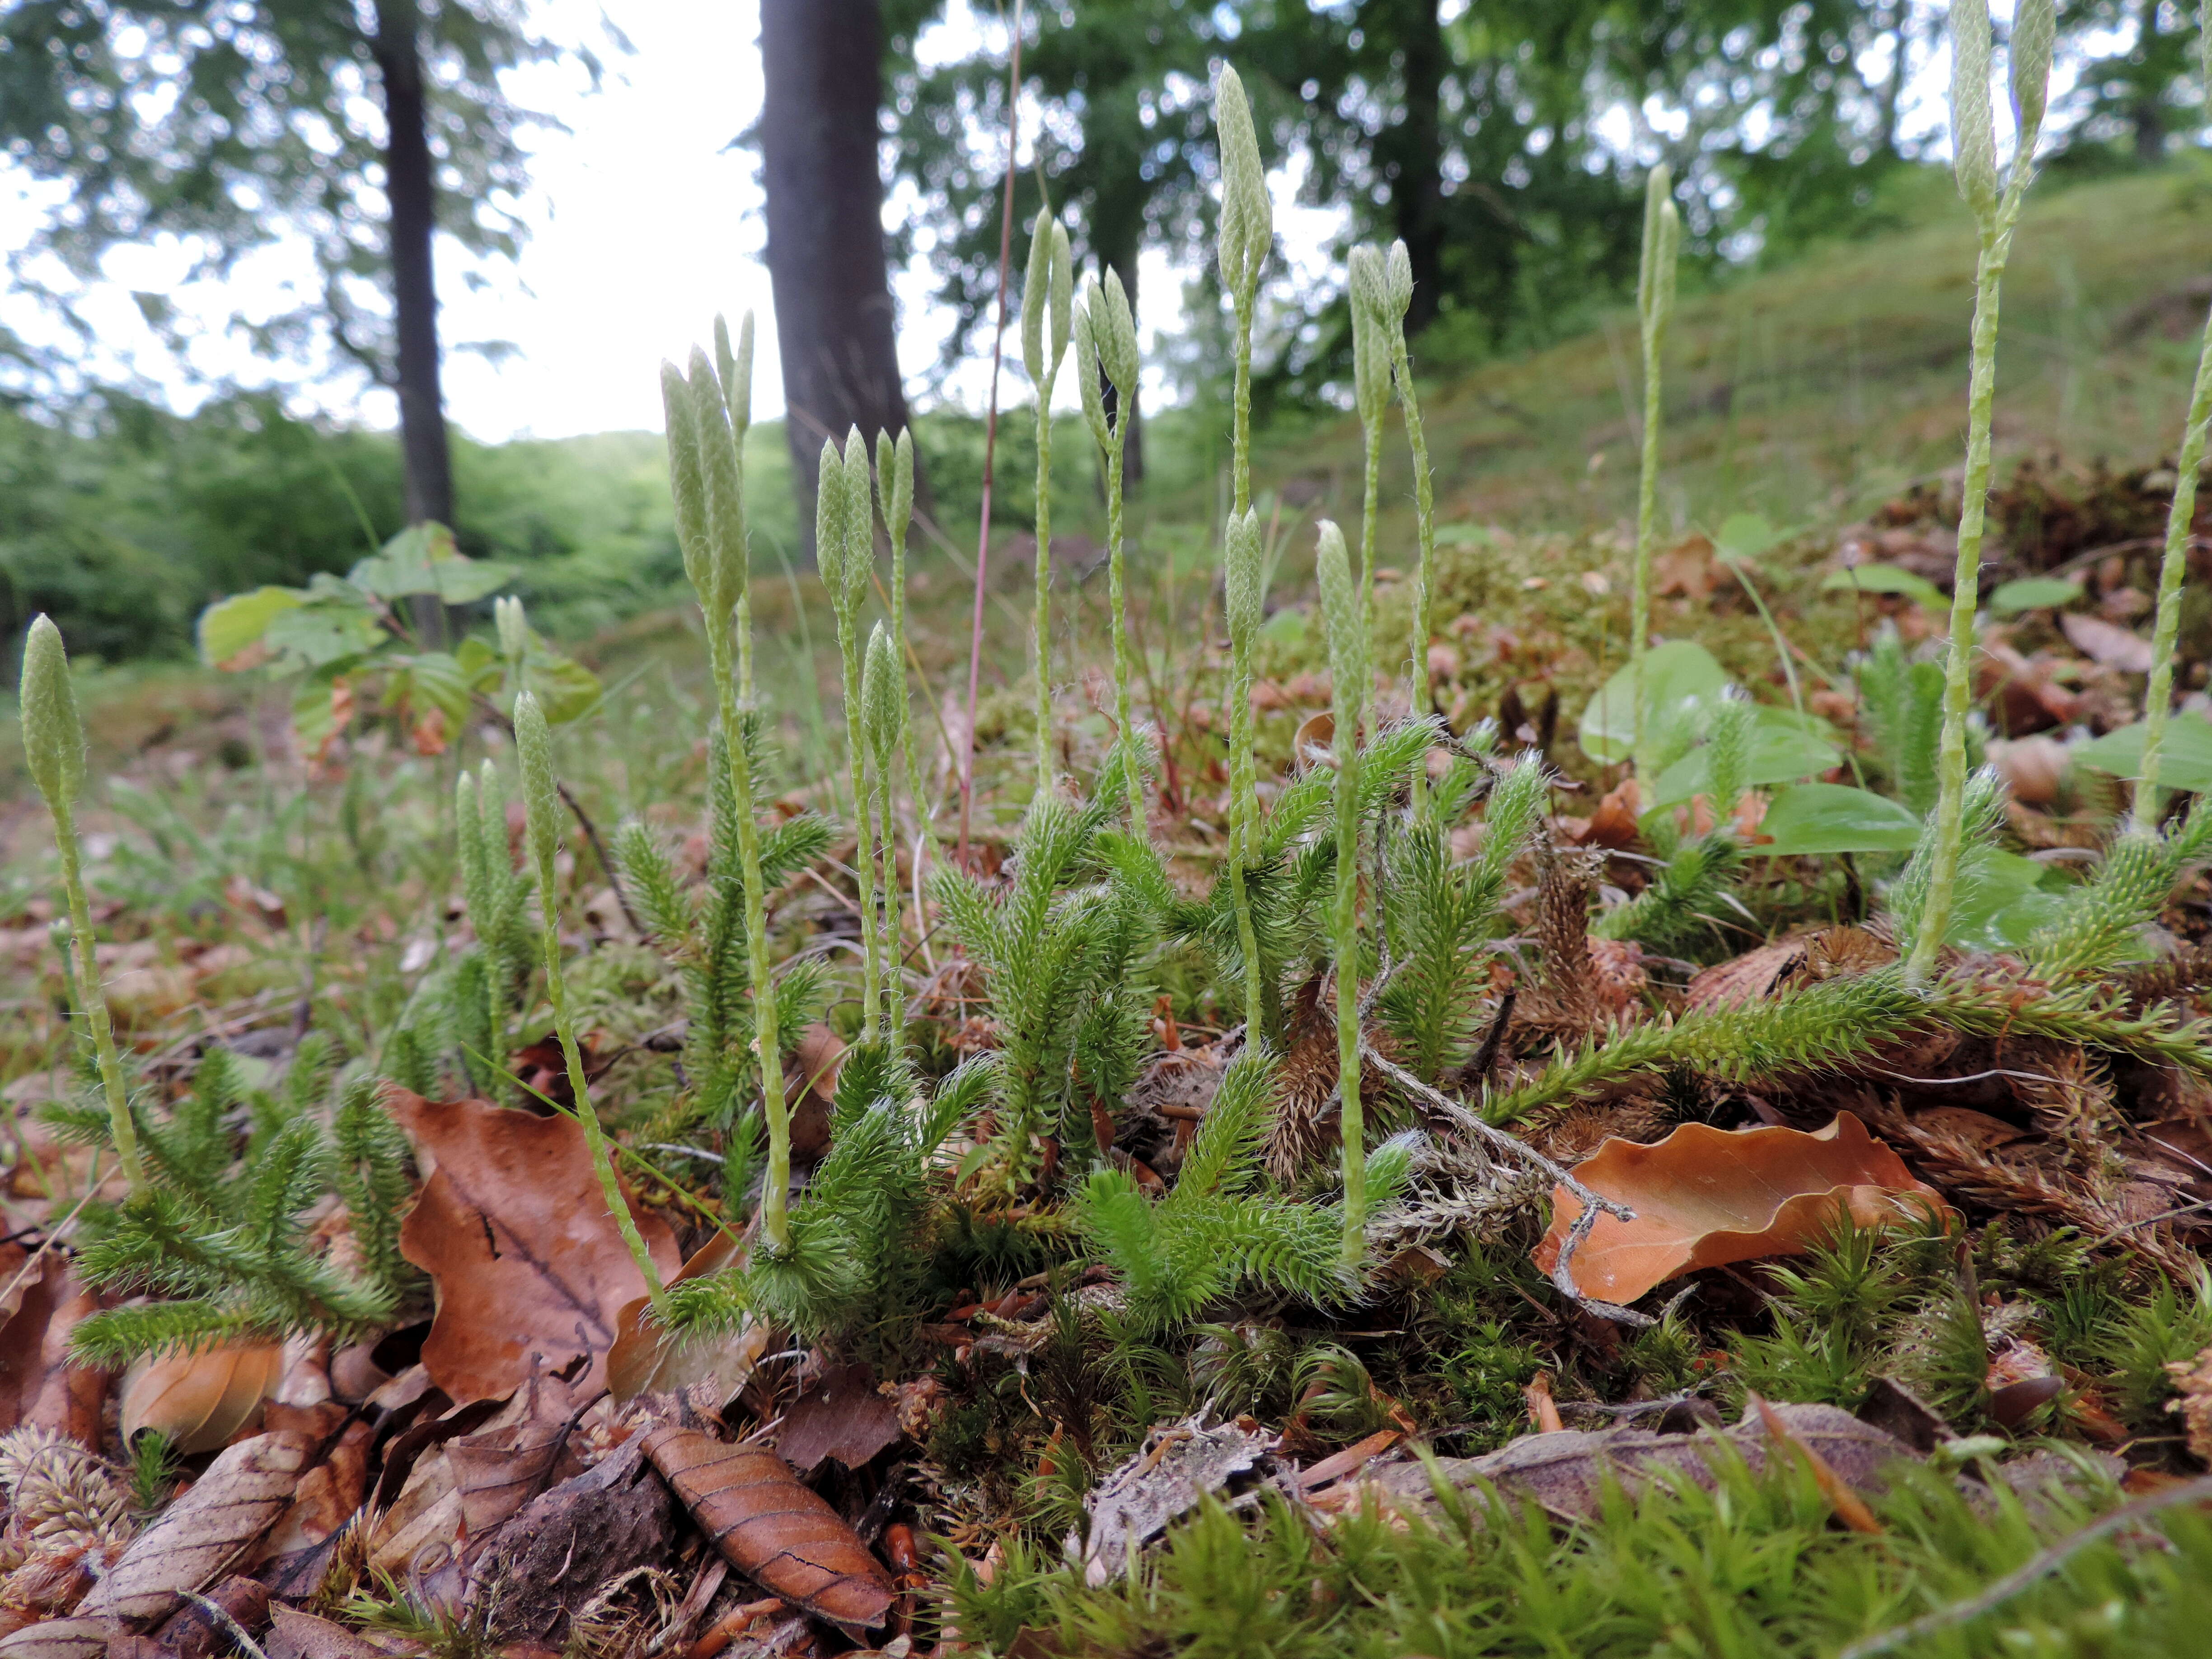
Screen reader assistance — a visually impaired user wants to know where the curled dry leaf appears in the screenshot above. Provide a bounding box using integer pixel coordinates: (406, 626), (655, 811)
(0, 1617), (108, 1659)
(0, 1253), (108, 1448)
(121, 1342), (282, 1455)
(776, 1363), (901, 1475)
(263, 1608), (394, 1659)
(389, 1090), (681, 1404)
(1072, 1413), (1275, 1588)
(80, 1430), (312, 1621)
(1535, 1112), (1946, 1304)
(641, 1424), (893, 1631)
(608, 1228), (752, 1404)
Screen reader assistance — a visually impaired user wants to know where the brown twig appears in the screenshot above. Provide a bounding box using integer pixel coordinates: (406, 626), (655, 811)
(959, 0), (1026, 871)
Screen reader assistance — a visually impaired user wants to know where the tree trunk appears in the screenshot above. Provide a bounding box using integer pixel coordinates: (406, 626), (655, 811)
(2130, 0), (2166, 164)
(759, 0), (917, 553)
(1372, 0), (1446, 336)
(371, 0), (453, 532)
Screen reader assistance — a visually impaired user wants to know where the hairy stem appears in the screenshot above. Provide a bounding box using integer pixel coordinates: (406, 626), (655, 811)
(1631, 311), (1668, 773)
(1106, 442), (1144, 838)
(1909, 218), (2014, 981)
(1389, 326), (1435, 718)
(1032, 399), (1056, 781)
(52, 804), (143, 1191)
(838, 612), (881, 1032)
(2136, 288), (2212, 830)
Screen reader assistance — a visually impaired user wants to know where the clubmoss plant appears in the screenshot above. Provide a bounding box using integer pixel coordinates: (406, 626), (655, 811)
(454, 759), (532, 1097)
(1348, 245), (1390, 654)
(1629, 164), (1681, 778)
(1073, 272), (1147, 838)
(1378, 241), (1435, 715)
(874, 426), (925, 844)
(861, 621), (904, 1041)
(514, 691), (665, 1312)
(1907, 0), (2055, 982)
(1213, 65), (1273, 1043)
(1023, 208), (1073, 779)
(20, 614), (143, 1192)
(819, 430), (886, 1031)
(1212, 63), (1271, 518)
(716, 314), (758, 701)
(1222, 507), (1268, 1041)
(660, 325), (795, 1254)
(1315, 520), (1369, 1261)
(2137, 9), (2212, 830)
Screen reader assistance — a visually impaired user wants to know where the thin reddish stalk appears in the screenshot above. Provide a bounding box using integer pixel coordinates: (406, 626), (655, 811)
(958, 0), (1025, 870)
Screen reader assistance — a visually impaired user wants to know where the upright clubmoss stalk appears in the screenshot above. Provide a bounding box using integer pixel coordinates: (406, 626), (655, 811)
(662, 321), (794, 1252)
(1223, 508), (1267, 1039)
(874, 429), (923, 1024)
(1214, 64), (1273, 1041)
(1075, 272), (1148, 837)
(861, 623), (904, 1041)
(1022, 210), (1074, 780)
(1349, 247), (1390, 654)
(1315, 523), (1368, 1263)
(1378, 242), (1435, 720)
(19, 616), (142, 1192)
(717, 315), (759, 703)
(819, 431), (884, 1031)
(514, 691), (665, 1310)
(1630, 164), (1681, 777)
(2136, 6), (2212, 832)
(1907, 0), (2054, 982)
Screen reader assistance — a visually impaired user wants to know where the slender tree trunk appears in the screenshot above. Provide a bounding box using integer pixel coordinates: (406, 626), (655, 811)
(759, 0), (917, 553)
(2131, 0), (2166, 164)
(1374, 0), (1446, 336)
(372, 0), (453, 532)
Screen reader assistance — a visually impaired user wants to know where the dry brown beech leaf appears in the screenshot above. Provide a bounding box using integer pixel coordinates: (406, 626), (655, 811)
(2060, 611), (2156, 674)
(606, 1228), (752, 1403)
(0, 1616), (108, 1659)
(121, 1341), (282, 1455)
(389, 1090), (680, 1404)
(80, 1429), (313, 1622)
(0, 1253), (109, 1447)
(1535, 1111), (1947, 1304)
(642, 1424), (894, 1631)
(777, 1362), (901, 1475)
(262, 1609), (397, 1659)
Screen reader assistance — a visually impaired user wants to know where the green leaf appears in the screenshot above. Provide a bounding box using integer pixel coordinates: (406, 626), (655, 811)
(1646, 709), (1841, 808)
(1950, 850), (2066, 951)
(1579, 640), (1727, 765)
(2074, 714), (2212, 794)
(1990, 576), (2083, 615)
(348, 523), (515, 605)
(290, 670), (350, 756)
(262, 602), (386, 668)
(1821, 564), (1945, 609)
(197, 587), (305, 668)
(526, 651), (604, 725)
(387, 652), (472, 726)
(455, 635), (505, 692)
(1756, 784), (1921, 855)
(1260, 608), (1308, 651)
(1715, 512), (1782, 563)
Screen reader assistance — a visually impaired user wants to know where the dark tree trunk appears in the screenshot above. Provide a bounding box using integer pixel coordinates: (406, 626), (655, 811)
(1373, 0), (1446, 336)
(759, 0), (917, 553)
(2130, 0), (2167, 164)
(371, 0), (453, 534)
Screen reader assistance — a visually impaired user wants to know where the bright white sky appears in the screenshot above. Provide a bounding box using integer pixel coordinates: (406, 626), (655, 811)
(0, 1), (2053, 445)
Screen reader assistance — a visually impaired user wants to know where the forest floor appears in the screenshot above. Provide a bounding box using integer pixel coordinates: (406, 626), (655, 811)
(4, 168), (2212, 1658)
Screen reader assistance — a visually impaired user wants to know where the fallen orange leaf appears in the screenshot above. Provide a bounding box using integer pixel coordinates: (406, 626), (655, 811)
(389, 1090), (681, 1404)
(1535, 1112), (1946, 1304)
(120, 1340), (282, 1455)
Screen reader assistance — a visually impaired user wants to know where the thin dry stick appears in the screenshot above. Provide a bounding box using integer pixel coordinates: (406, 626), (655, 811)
(1836, 1473), (2212, 1659)
(1360, 1042), (1649, 1325)
(957, 0), (1025, 870)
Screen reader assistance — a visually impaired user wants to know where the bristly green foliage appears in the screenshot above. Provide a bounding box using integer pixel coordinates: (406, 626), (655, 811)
(933, 764), (1151, 1195)
(52, 1042), (405, 1364)
(1598, 687), (1750, 959)
(616, 724), (833, 1142)
(1887, 764), (2007, 954)
(952, 1429), (2212, 1659)
(1378, 754), (1547, 1082)
(1072, 1052), (1409, 1335)
(451, 760), (533, 1097)
(660, 1048), (999, 1351)
(2028, 800), (2212, 979)
(1856, 625), (1943, 816)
